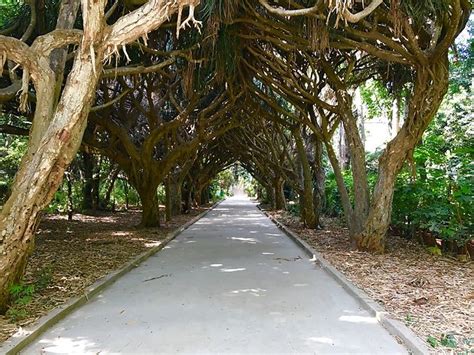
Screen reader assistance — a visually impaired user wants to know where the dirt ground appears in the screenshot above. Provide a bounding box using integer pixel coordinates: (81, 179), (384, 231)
(268, 210), (473, 354)
(0, 207), (207, 343)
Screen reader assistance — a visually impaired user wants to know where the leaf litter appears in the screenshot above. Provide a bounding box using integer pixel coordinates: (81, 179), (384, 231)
(0, 207), (207, 344)
(268, 210), (473, 354)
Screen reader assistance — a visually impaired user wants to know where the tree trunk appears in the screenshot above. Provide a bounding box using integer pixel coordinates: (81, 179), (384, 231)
(165, 176), (182, 221)
(137, 185), (160, 228)
(313, 139), (325, 223)
(0, 50), (104, 312)
(91, 162), (101, 210)
(264, 183), (275, 208)
(124, 179), (129, 210)
(325, 142), (354, 231)
(81, 152), (95, 210)
(103, 167), (119, 209)
(182, 183), (192, 213)
(165, 179), (172, 222)
(273, 177), (286, 210)
(195, 185), (203, 206)
(338, 125), (351, 170)
(0, 0), (195, 311)
(66, 171), (74, 221)
(201, 186), (210, 205)
(167, 176), (182, 217)
(341, 106), (370, 235)
(293, 127), (317, 229)
(356, 60), (449, 252)
(0, 0), (106, 312)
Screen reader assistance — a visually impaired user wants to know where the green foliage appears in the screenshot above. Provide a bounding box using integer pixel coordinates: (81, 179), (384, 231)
(0, 0), (26, 29)
(427, 246), (442, 256)
(426, 333), (458, 349)
(324, 172), (347, 217)
(404, 314), (414, 325)
(392, 86), (473, 248)
(401, 0), (449, 27)
(360, 80), (394, 119)
(244, 182), (257, 197)
(0, 115), (29, 204)
(287, 202), (300, 217)
(209, 168), (236, 201)
(440, 334), (457, 348)
(450, 19), (474, 93)
(6, 282), (35, 322)
(9, 283), (35, 305)
(6, 265), (53, 322)
(427, 335), (438, 348)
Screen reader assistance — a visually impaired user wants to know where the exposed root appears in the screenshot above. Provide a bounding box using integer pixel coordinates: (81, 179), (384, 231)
(176, 3), (202, 38)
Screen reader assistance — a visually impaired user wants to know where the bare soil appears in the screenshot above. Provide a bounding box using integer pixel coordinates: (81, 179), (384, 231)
(0, 207), (207, 343)
(268, 210), (473, 354)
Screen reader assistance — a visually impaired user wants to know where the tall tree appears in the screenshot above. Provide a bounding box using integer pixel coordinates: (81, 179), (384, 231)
(0, 0), (202, 311)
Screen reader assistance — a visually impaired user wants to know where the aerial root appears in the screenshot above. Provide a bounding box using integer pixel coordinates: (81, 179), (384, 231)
(18, 68), (29, 113)
(176, 3), (202, 38)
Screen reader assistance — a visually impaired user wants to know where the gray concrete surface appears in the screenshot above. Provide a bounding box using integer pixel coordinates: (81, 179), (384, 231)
(22, 195), (407, 354)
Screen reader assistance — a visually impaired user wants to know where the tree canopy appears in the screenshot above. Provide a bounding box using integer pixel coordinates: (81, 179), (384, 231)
(0, 0), (472, 313)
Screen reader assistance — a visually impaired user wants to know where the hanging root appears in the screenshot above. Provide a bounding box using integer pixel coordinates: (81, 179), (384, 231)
(327, 0), (354, 26)
(176, 2), (202, 38)
(141, 33), (149, 47)
(122, 45), (131, 63)
(18, 68), (30, 113)
(327, 0), (382, 26)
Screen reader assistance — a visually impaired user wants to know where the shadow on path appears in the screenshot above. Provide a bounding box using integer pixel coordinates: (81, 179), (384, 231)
(23, 195), (407, 354)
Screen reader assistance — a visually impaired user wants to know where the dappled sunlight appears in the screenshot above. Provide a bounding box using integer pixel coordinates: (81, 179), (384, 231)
(220, 267), (246, 272)
(37, 336), (98, 354)
(338, 315), (378, 324)
(22, 197), (406, 354)
(229, 288), (267, 297)
(306, 336), (334, 345)
(144, 241), (161, 247)
(230, 236), (258, 244)
(110, 231), (132, 237)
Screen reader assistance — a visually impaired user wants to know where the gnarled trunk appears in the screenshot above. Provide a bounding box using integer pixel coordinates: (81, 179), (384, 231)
(356, 60), (449, 252)
(165, 175), (182, 221)
(340, 105), (370, 235)
(293, 127), (317, 229)
(81, 152), (95, 210)
(137, 185), (160, 228)
(264, 183), (275, 208)
(0, 46), (105, 312)
(312, 139), (325, 223)
(273, 177), (286, 210)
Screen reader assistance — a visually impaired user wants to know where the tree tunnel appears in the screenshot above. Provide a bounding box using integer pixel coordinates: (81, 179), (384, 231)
(0, 0), (470, 311)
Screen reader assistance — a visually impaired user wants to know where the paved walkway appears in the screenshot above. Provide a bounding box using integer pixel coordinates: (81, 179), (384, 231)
(23, 195), (407, 354)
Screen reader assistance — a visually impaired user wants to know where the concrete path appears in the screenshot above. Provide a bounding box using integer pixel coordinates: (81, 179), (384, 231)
(23, 195), (407, 354)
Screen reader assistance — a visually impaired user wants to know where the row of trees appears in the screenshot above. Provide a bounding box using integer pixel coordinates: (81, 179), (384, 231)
(0, 0), (471, 311)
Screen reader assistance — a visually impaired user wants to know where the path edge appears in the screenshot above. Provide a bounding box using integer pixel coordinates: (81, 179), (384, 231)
(1, 200), (223, 355)
(257, 205), (429, 355)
